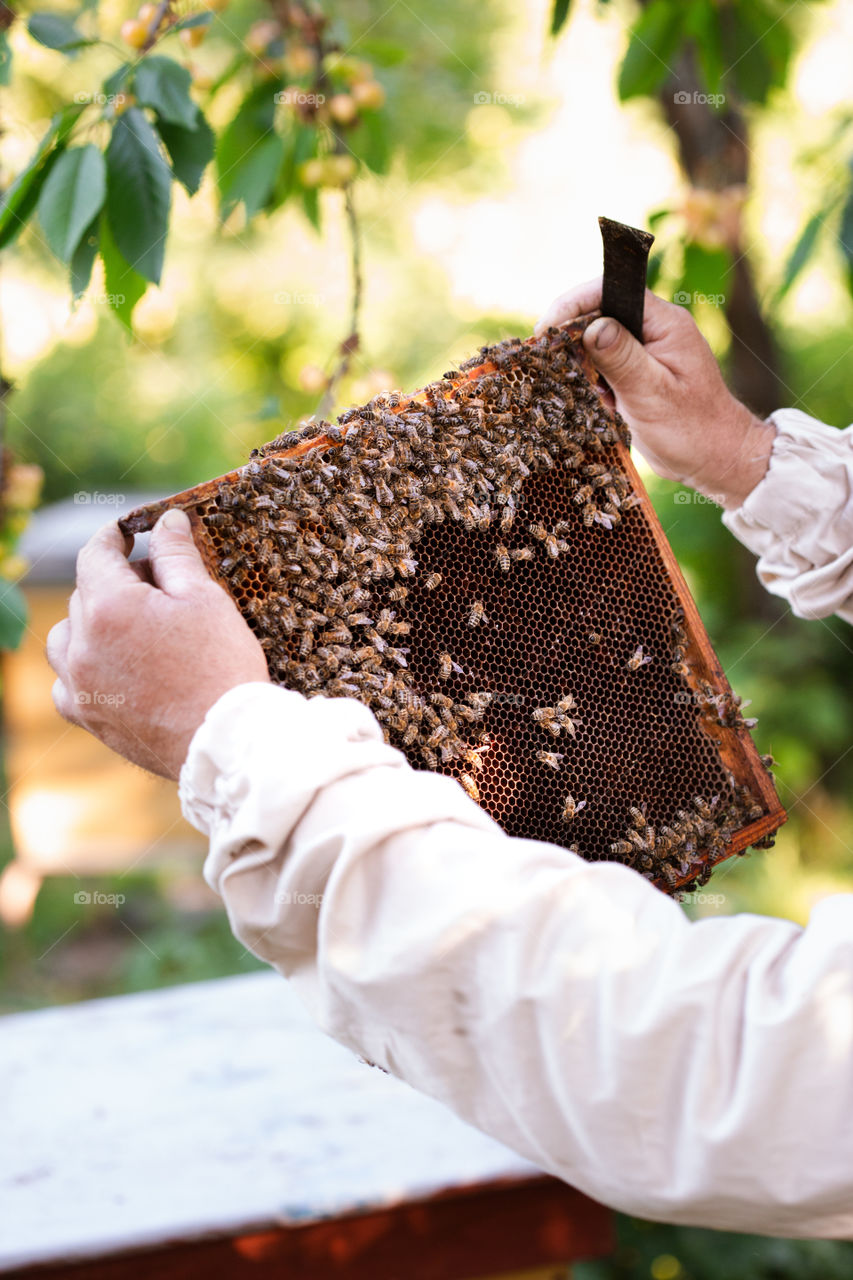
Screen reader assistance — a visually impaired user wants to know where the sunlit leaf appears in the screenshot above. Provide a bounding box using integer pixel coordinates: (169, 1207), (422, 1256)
(217, 82), (284, 220)
(70, 216), (99, 301)
(0, 580), (28, 651)
(0, 102), (86, 250)
(550, 0), (571, 37)
(27, 12), (93, 51)
(0, 31), (12, 85)
(106, 107), (172, 284)
(37, 144), (106, 262)
(156, 113), (215, 196)
(840, 164), (853, 296)
(618, 0), (685, 100)
(134, 56), (199, 130)
(347, 110), (390, 175)
(775, 210), (827, 304)
(99, 210), (147, 330)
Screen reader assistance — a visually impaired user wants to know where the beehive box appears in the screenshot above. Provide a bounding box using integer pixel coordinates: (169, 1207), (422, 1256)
(121, 319), (785, 893)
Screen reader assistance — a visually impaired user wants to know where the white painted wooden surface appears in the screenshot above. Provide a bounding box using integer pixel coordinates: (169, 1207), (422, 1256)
(0, 972), (540, 1270)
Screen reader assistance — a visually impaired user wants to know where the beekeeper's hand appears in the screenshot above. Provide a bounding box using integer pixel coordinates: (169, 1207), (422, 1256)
(535, 278), (776, 509)
(46, 511), (269, 779)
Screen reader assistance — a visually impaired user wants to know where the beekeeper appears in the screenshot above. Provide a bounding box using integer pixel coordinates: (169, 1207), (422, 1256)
(47, 282), (853, 1237)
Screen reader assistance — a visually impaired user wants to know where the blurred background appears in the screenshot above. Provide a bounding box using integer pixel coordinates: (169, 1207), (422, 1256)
(1, 0), (852, 1273)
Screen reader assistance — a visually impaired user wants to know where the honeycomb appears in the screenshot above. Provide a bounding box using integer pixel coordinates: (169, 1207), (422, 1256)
(121, 322), (785, 894)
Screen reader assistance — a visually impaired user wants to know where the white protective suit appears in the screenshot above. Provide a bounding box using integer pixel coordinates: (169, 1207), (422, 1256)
(179, 407), (853, 1238)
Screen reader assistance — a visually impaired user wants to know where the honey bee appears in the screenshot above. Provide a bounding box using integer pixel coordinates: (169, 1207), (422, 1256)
(582, 503), (596, 527)
(671, 660), (690, 678)
(536, 750), (564, 770)
(610, 840), (633, 856)
(460, 773), (480, 802)
(543, 534), (567, 559)
(438, 652), (462, 680)
(421, 746), (438, 769)
(628, 805), (645, 829)
(467, 600), (487, 628)
(402, 722), (419, 746)
(626, 645), (652, 672)
(424, 572), (442, 591)
(510, 546), (535, 562)
(388, 584), (409, 602)
(561, 794), (586, 822)
(499, 505), (515, 534)
(495, 543), (511, 572)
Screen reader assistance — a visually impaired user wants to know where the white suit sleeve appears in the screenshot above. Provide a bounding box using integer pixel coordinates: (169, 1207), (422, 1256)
(723, 408), (853, 623)
(180, 681), (853, 1239)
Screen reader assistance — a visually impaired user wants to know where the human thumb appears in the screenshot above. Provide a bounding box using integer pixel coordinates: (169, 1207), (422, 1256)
(583, 316), (649, 391)
(149, 508), (212, 597)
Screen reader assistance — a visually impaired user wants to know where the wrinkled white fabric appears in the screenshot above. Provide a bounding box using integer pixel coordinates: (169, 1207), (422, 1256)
(179, 407), (853, 1238)
(723, 408), (853, 622)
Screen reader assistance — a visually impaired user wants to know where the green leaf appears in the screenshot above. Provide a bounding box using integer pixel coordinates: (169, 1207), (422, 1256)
(646, 206), (671, 229)
(618, 0), (685, 101)
(103, 62), (131, 99)
(37, 144), (106, 262)
(676, 242), (732, 306)
(99, 210), (147, 330)
(301, 183), (320, 233)
(645, 249), (663, 291)
(550, 0), (571, 37)
(170, 11), (213, 31)
(775, 210), (826, 304)
(70, 215), (99, 300)
(134, 56), (199, 129)
(0, 580), (27, 651)
(27, 12), (92, 51)
(216, 82), (284, 220)
(0, 103), (86, 251)
(267, 119), (315, 212)
(840, 167), (853, 296)
(0, 31), (13, 86)
(347, 110), (390, 175)
(723, 1), (792, 105)
(686, 0), (724, 96)
(156, 112), (214, 195)
(106, 107), (172, 284)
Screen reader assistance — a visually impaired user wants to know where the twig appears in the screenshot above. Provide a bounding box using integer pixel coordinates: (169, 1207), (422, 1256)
(317, 184), (362, 419)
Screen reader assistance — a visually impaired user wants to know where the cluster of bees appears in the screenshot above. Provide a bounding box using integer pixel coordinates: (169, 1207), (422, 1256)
(190, 326), (773, 894)
(607, 784), (769, 891)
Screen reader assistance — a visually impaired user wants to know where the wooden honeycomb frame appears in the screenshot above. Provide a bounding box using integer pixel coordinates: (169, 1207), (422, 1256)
(121, 320), (785, 893)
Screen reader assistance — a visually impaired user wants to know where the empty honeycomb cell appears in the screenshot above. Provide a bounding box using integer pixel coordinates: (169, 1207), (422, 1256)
(120, 323), (785, 895)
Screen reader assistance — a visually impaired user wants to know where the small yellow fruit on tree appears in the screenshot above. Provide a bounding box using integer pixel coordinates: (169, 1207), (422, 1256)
(284, 43), (316, 76)
(245, 19), (280, 55)
(120, 18), (148, 47)
(329, 93), (357, 125)
(325, 153), (358, 186)
(299, 158), (326, 188)
(179, 23), (207, 47)
(352, 80), (385, 110)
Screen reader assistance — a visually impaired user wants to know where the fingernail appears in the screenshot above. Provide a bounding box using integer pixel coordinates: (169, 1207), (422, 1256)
(592, 319), (619, 350)
(160, 508), (189, 532)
